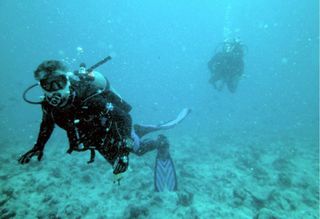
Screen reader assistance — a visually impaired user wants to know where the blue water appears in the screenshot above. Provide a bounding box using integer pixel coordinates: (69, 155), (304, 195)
(0, 0), (318, 138)
(0, 1), (318, 218)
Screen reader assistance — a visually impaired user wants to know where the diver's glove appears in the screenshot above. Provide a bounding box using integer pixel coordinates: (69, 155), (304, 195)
(18, 145), (44, 164)
(113, 147), (130, 174)
(113, 155), (129, 174)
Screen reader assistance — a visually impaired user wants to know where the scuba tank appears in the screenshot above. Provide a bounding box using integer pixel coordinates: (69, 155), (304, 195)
(72, 63), (110, 95)
(72, 60), (131, 113)
(72, 57), (111, 93)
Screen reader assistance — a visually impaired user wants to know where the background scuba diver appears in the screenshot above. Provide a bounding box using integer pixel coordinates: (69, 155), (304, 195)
(208, 38), (246, 93)
(18, 59), (190, 191)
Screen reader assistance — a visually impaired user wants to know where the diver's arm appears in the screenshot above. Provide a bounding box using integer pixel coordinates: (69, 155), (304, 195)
(108, 106), (132, 174)
(238, 60), (244, 76)
(109, 105), (132, 139)
(208, 56), (215, 72)
(34, 110), (55, 150)
(92, 97), (132, 174)
(66, 128), (80, 154)
(18, 107), (55, 164)
(208, 53), (221, 69)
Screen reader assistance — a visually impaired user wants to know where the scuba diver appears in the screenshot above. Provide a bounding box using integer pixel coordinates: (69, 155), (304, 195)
(208, 38), (246, 93)
(19, 57), (190, 191)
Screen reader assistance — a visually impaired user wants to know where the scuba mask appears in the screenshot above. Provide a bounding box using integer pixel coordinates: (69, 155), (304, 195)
(78, 63), (87, 74)
(79, 66), (86, 74)
(40, 74), (67, 92)
(40, 75), (71, 107)
(224, 43), (234, 53)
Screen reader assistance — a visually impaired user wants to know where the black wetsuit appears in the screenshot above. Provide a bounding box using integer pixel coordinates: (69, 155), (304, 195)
(33, 78), (132, 168)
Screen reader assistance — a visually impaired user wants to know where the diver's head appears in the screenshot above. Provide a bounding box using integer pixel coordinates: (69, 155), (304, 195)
(34, 60), (71, 107)
(223, 39), (234, 53)
(223, 38), (243, 56)
(79, 62), (86, 74)
(232, 39), (244, 57)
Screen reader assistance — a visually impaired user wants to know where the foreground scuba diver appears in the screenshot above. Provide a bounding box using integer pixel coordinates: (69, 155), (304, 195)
(208, 38), (246, 93)
(19, 58), (190, 191)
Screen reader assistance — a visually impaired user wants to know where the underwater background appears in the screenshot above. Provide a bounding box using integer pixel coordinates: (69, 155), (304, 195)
(0, 0), (319, 218)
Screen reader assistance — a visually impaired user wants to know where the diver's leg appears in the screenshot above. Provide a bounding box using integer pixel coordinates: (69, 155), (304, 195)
(133, 108), (191, 139)
(209, 73), (220, 87)
(155, 135), (170, 159)
(227, 75), (240, 93)
(215, 80), (225, 91)
(132, 138), (159, 156)
(209, 75), (216, 85)
(210, 72), (225, 91)
(133, 125), (161, 139)
(132, 134), (169, 156)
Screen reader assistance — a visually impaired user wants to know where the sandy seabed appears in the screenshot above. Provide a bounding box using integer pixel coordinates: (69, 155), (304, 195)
(0, 133), (319, 219)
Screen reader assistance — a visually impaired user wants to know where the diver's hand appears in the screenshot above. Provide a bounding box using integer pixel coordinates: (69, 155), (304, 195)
(18, 147), (43, 164)
(66, 148), (73, 154)
(113, 155), (129, 174)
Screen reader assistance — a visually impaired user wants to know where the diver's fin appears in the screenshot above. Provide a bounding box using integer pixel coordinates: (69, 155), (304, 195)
(134, 108), (191, 138)
(133, 124), (160, 138)
(154, 153), (177, 192)
(154, 138), (177, 192)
